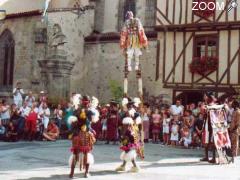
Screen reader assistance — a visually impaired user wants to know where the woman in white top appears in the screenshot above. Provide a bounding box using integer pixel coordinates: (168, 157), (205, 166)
(162, 113), (171, 145)
(39, 103), (50, 130)
(141, 106), (150, 142)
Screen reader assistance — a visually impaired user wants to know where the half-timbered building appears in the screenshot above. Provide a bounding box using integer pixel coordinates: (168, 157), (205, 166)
(155, 0), (240, 104)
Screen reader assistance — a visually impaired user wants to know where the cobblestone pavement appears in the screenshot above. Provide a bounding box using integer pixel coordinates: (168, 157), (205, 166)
(0, 140), (240, 180)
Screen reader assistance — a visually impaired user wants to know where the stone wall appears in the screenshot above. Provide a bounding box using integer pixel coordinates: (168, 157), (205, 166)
(81, 40), (170, 103)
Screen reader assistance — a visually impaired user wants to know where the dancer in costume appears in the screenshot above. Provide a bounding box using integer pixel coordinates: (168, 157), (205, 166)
(116, 117), (140, 172)
(120, 11), (148, 72)
(68, 116), (96, 178)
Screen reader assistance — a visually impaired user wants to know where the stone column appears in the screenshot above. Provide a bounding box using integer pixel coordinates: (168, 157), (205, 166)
(38, 23), (75, 100)
(38, 59), (74, 100)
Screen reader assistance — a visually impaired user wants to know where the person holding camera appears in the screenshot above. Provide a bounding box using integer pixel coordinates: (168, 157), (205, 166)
(13, 82), (24, 108)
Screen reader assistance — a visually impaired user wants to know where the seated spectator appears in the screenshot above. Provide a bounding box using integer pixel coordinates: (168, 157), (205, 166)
(0, 119), (6, 140)
(5, 121), (18, 142)
(24, 105), (38, 141)
(54, 104), (63, 129)
(43, 120), (59, 141)
(0, 99), (11, 126)
(180, 125), (192, 148)
(39, 103), (50, 131)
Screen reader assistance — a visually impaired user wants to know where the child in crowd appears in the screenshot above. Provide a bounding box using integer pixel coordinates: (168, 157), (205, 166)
(151, 108), (161, 143)
(162, 113), (171, 145)
(170, 116), (179, 146)
(180, 125), (192, 148)
(6, 121), (18, 142)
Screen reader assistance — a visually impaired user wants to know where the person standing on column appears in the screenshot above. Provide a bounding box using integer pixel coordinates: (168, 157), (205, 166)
(120, 11), (148, 72)
(13, 82), (24, 108)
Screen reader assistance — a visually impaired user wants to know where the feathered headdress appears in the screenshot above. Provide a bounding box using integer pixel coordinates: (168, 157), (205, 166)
(122, 97), (129, 107)
(133, 97), (141, 107)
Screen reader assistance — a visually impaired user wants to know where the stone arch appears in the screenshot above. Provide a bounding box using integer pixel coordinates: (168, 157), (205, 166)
(0, 29), (15, 88)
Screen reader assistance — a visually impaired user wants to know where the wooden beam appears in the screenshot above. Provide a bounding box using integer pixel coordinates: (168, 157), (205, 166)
(163, 31), (166, 82)
(227, 30), (231, 84)
(219, 47), (240, 83)
(238, 29), (240, 84)
(165, 33), (194, 82)
(173, 31), (176, 83)
(216, 0), (231, 22)
(155, 21), (240, 32)
(155, 40), (160, 81)
(156, 7), (172, 25)
(179, 0), (182, 24)
(185, 0), (188, 24)
(182, 32), (186, 83)
(173, 0), (176, 24)
(166, 0), (169, 20)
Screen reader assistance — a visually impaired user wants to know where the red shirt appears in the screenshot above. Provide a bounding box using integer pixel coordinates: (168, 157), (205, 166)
(27, 111), (38, 122)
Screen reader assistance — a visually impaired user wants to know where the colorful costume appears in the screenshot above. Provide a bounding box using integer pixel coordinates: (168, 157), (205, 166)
(116, 117), (140, 172)
(120, 11), (148, 72)
(204, 104), (232, 164)
(229, 108), (240, 157)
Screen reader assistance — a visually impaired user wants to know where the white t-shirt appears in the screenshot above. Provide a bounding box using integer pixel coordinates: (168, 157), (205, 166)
(19, 106), (31, 118)
(13, 88), (24, 102)
(170, 105), (183, 116)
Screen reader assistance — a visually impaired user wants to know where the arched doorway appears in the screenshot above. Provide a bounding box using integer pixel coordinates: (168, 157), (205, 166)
(0, 29), (15, 89)
(175, 91), (203, 105)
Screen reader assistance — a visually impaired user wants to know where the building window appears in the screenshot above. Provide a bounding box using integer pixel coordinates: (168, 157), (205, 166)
(145, 0), (156, 30)
(0, 29), (15, 88)
(194, 35), (218, 58)
(118, 0), (136, 31)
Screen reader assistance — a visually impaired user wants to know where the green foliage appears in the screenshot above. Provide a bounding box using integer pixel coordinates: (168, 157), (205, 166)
(108, 80), (123, 103)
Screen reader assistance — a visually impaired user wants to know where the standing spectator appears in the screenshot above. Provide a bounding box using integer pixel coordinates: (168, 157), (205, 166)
(170, 116), (179, 146)
(162, 113), (171, 145)
(0, 100), (11, 126)
(151, 108), (161, 143)
(54, 104), (63, 129)
(192, 113), (204, 148)
(39, 91), (48, 107)
(39, 103), (50, 131)
(13, 82), (24, 108)
(229, 100), (240, 157)
(25, 91), (35, 108)
(106, 101), (119, 145)
(141, 105), (150, 143)
(226, 99), (234, 124)
(170, 99), (184, 116)
(19, 101), (31, 138)
(25, 105), (38, 141)
(0, 119), (6, 140)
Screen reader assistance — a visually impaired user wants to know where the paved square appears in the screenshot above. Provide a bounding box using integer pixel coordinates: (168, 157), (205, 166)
(0, 140), (239, 180)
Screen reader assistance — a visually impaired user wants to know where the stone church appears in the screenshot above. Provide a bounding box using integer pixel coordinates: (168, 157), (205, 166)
(0, 0), (168, 104)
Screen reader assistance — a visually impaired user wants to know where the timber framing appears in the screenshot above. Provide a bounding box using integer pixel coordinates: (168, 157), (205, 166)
(155, 21), (240, 32)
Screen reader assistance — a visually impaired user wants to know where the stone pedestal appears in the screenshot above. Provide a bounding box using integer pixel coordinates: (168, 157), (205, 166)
(38, 59), (75, 100)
